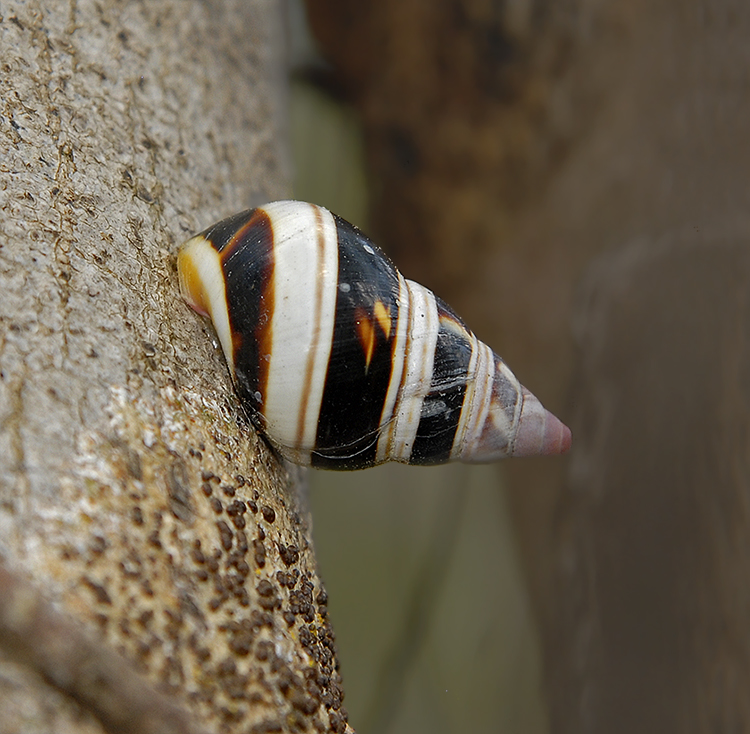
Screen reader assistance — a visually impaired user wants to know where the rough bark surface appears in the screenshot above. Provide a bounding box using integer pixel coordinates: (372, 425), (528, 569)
(306, 0), (750, 731)
(0, 3), (351, 733)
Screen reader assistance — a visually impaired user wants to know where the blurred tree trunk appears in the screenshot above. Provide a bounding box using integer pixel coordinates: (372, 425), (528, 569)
(306, 0), (750, 731)
(0, 2), (352, 733)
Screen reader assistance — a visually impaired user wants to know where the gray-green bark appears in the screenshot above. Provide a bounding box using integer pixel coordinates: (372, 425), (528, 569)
(0, 3), (351, 732)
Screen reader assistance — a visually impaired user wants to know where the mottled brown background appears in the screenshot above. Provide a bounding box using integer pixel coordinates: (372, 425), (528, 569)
(301, 0), (750, 732)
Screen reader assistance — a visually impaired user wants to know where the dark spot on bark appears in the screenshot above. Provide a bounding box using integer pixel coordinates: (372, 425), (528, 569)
(125, 448), (142, 479)
(261, 505), (276, 523)
(276, 664), (301, 696)
(257, 579), (276, 597)
(131, 505), (144, 526)
(328, 708), (346, 732)
(167, 459), (193, 523)
(192, 542), (205, 564)
(90, 535), (107, 555)
(252, 609), (273, 629)
(137, 609), (154, 629)
(276, 570), (300, 588)
(227, 499), (246, 516)
(227, 620), (256, 656)
(217, 520), (233, 551)
(236, 530), (249, 553)
(253, 539), (267, 568)
(255, 639), (274, 661)
(290, 689), (319, 714)
(194, 645), (211, 663)
(289, 579), (315, 623)
(83, 577), (112, 605)
(278, 543), (300, 567)
(251, 720), (282, 733)
(207, 552), (221, 573)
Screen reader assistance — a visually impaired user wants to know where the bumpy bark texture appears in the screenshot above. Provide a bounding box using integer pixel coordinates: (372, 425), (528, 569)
(0, 3), (352, 733)
(306, 0), (750, 732)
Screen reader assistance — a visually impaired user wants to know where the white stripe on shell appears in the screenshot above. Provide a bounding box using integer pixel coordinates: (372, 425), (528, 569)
(448, 325), (480, 460)
(389, 279), (439, 462)
(261, 201), (339, 454)
(453, 340), (495, 460)
(375, 271), (411, 463)
(496, 359), (523, 442)
(178, 235), (235, 378)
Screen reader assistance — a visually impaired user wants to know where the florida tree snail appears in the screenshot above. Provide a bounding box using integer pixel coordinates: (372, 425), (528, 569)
(177, 201), (571, 470)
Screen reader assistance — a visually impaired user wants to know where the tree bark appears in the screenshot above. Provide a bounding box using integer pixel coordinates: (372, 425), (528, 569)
(0, 3), (351, 732)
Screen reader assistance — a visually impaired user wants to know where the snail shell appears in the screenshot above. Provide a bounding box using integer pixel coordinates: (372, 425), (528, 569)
(177, 200), (571, 470)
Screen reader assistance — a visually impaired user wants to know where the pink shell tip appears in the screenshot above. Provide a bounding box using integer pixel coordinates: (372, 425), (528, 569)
(512, 391), (572, 457)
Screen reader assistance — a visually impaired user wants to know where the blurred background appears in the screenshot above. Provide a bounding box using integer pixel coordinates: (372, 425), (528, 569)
(288, 3), (548, 731)
(288, 1), (750, 732)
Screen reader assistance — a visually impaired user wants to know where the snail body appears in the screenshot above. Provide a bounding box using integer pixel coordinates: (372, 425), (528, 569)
(177, 201), (570, 470)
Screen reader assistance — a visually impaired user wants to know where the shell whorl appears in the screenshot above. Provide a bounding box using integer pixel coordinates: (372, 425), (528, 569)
(177, 200), (571, 470)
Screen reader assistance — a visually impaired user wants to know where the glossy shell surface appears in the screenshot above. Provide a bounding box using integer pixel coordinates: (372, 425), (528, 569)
(178, 201), (571, 469)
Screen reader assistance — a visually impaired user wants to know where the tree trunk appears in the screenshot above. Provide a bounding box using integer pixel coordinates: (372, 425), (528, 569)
(0, 3), (352, 732)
